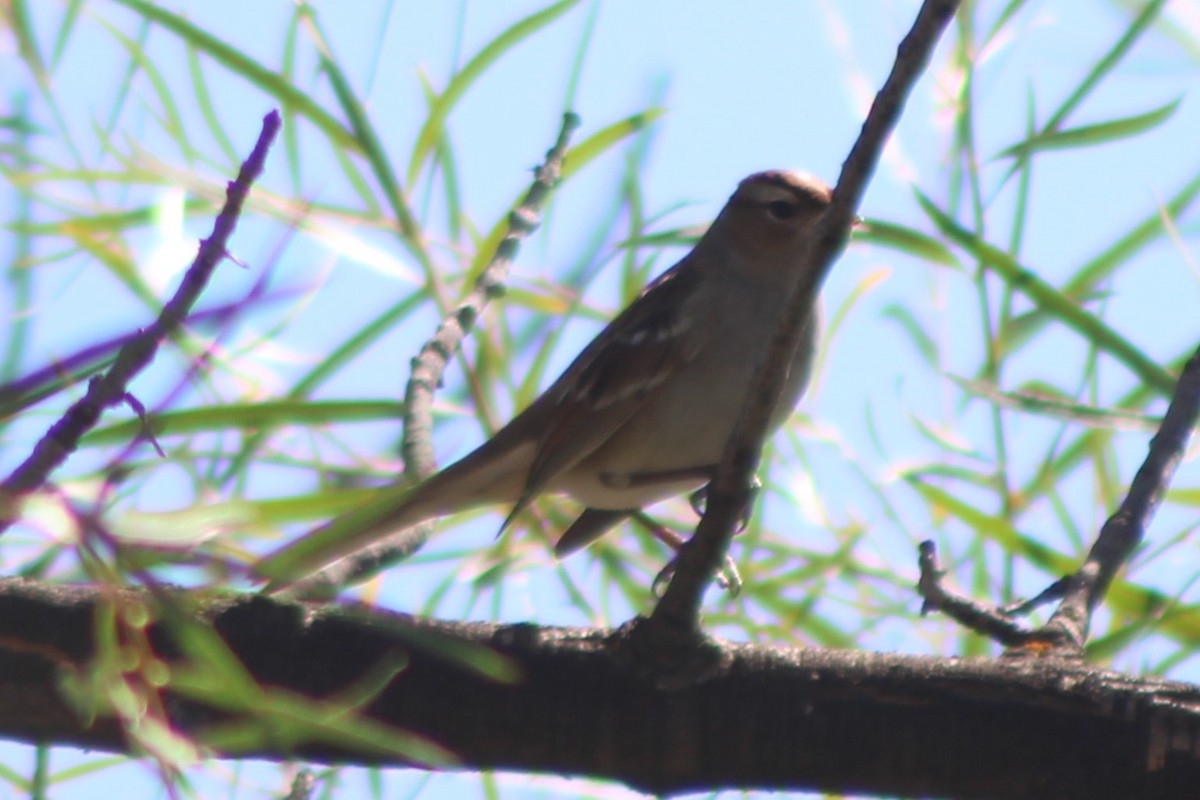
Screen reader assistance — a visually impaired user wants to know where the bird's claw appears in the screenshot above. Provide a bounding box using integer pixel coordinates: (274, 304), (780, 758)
(687, 476), (761, 532)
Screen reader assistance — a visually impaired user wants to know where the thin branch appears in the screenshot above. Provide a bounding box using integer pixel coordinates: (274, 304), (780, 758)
(290, 112), (582, 594)
(917, 343), (1200, 654)
(1041, 341), (1200, 651)
(284, 770), (316, 800)
(0, 110), (282, 534)
(916, 540), (1032, 648)
(646, 0), (963, 648)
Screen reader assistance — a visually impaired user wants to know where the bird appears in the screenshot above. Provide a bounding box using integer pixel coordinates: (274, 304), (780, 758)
(256, 169), (832, 585)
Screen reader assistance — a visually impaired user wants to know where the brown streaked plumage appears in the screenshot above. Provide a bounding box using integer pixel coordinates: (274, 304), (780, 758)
(257, 170), (832, 584)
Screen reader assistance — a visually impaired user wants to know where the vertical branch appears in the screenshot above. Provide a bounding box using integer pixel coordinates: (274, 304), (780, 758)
(1042, 343), (1200, 650)
(648, 0), (963, 639)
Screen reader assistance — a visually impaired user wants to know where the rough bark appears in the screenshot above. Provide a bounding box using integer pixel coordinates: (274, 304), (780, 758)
(0, 577), (1196, 799)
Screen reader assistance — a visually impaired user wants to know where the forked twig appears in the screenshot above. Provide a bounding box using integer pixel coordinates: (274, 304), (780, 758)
(918, 343), (1200, 655)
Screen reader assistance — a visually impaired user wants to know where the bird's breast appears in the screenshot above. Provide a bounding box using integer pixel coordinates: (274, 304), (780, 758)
(556, 296), (817, 510)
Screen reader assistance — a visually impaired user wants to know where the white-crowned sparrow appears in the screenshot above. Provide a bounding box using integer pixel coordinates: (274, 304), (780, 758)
(257, 170), (831, 582)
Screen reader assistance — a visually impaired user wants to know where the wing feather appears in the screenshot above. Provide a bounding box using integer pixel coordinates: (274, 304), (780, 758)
(499, 259), (706, 525)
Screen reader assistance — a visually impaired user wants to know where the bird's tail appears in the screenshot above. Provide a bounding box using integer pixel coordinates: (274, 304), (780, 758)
(255, 441), (532, 589)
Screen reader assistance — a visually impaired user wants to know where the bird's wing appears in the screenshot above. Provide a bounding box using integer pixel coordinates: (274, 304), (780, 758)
(258, 259), (707, 585)
(498, 259), (708, 529)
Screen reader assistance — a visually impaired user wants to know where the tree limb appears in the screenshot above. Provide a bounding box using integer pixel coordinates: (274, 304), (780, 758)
(0, 578), (1196, 798)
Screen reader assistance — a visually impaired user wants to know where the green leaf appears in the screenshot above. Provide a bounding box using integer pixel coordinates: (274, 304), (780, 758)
(880, 303), (938, 363)
(465, 108), (664, 283)
(1064, 167), (1200, 300)
(947, 374), (1160, 430)
(96, 19), (190, 149)
(254, 482), (423, 583)
(997, 98), (1181, 159)
(994, 0), (1170, 190)
(406, 0), (584, 185)
(164, 613), (458, 764)
(907, 413), (984, 458)
(908, 479), (1074, 575)
(301, 7), (418, 243)
(110, 0), (356, 150)
(1165, 488), (1200, 507)
(857, 218), (960, 267)
(559, 108), (664, 180)
(9, 0), (50, 88)
(49, 0), (84, 70)
(59, 225), (160, 309)
(10, 197), (214, 236)
(187, 45), (239, 166)
(915, 190), (1177, 396)
(82, 400), (406, 446)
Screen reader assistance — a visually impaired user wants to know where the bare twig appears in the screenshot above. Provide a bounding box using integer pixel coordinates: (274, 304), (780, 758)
(0, 110), (282, 535)
(289, 112), (582, 594)
(284, 770), (316, 800)
(645, 0), (963, 648)
(999, 576), (1071, 617)
(916, 540), (1033, 648)
(1040, 342), (1200, 652)
(917, 343), (1200, 655)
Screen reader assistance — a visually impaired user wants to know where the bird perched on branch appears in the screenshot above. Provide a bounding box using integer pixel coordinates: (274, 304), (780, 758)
(257, 170), (832, 585)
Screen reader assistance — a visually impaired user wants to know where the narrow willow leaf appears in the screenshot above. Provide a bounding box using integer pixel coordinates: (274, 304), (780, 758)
(826, 266), (890, 343)
(1038, 0), (1169, 138)
(302, 8), (416, 243)
(857, 218), (960, 267)
(165, 619), (458, 763)
(907, 479), (1073, 574)
(406, 0), (583, 185)
(50, 0), (85, 70)
(9, 198), (213, 235)
(502, 285), (574, 316)
(907, 413), (984, 458)
(994, 0), (1169, 191)
(1066, 167), (1200, 298)
(881, 303), (938, 363)
(947, 374), (1160, 430)
(187, 46), (238, 166)
(464, 109), (663, 282)
(83, 400), (406, 446)
(110, 0), (356, 150)
(558, 108), (664, 181)
(915, 191), (1176, 396)
(98, 19), (189, 147)
(8, 0), (49, 88)
(900, 463), (1004, 491)
(615, 223), (705, 251)
(60, 225), (159, 309)
(1165, 488), (1200, 507)
(45, 755), (129, 785)
(998, 98), (1180, 159)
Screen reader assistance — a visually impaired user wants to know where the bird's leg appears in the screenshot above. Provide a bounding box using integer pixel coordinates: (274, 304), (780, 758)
(688, 474), (762, 532)
(634, 511), (742, 596)
(650, 545), (742, 597)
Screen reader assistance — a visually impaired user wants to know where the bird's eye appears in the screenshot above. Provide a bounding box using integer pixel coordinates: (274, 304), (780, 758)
(767, 200), (799, 220)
